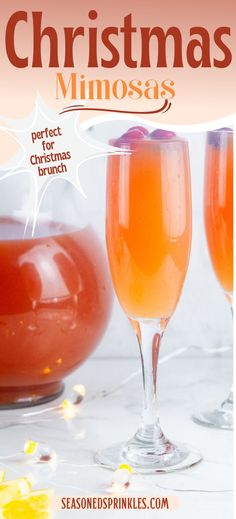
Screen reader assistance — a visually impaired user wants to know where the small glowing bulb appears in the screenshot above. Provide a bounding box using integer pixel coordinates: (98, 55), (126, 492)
(71, 384), (86, 404)
(73, 384), (86, 397)
(59, 383), (86, 420)
(61, 399), (77, 420)
(111, 464), (133, 492)
(23, 441), (56, 465)
(64, 384), (86, 406)
(24, 440), (38, 455)
(61, 399), (73, 409)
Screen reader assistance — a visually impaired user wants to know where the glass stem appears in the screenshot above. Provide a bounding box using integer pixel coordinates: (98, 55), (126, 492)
(222, 303), (234, 408)
(134, 319), (167, 442)
(221, 386), (233, 410)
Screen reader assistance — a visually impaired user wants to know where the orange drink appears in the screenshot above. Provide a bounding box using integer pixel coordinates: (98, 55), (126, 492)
(204, 129), (233, 295)
(106, 131), (192, 318)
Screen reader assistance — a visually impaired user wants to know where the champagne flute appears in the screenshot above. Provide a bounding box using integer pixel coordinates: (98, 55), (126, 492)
(96, 127), (201, 473)
(193, 128), (233, 430)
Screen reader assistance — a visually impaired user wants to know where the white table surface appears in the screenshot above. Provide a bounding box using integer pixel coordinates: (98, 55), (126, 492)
(0, 351), (233, 518)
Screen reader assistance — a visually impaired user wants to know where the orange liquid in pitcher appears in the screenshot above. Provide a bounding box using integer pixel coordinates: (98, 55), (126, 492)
(204, 131), (233, 295)
(106, 139), (192, 318)
(0, 218), (111, 398)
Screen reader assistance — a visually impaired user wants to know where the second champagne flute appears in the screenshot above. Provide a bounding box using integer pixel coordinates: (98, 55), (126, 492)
(193, 128), (233, 430)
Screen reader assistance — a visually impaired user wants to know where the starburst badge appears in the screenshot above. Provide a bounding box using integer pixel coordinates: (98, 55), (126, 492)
(0, 95), (127, 235)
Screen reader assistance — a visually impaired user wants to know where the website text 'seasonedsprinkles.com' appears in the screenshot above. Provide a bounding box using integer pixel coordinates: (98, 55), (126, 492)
(57, 495), (180, 511)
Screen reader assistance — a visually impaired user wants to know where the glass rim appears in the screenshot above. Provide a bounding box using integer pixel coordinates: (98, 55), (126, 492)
(109, 136), (188, 148)
(207, 128), (233, 134)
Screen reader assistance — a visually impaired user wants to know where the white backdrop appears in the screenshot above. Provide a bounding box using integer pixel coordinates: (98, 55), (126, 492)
(80, 122), (232, 358)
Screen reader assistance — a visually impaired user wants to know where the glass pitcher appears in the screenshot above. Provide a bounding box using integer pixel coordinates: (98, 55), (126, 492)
(0, 172), (112, 409)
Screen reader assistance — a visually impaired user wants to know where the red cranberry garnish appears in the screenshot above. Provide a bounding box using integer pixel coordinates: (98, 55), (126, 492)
(208, 128), (233, 148)
(115, 129), (145, 147)
(127, 126), (149, 136)
(149, 129), (176, 139)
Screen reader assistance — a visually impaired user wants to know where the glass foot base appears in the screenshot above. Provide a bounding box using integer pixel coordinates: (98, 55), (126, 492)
(192, 407), (233, 430)
(96, 440), (202, 474)
(193, 391), (233, 430)
(0, 382), (64, 410)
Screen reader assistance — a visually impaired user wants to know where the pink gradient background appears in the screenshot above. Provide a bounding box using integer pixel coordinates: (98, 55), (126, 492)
(0, 0), (235, 124)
